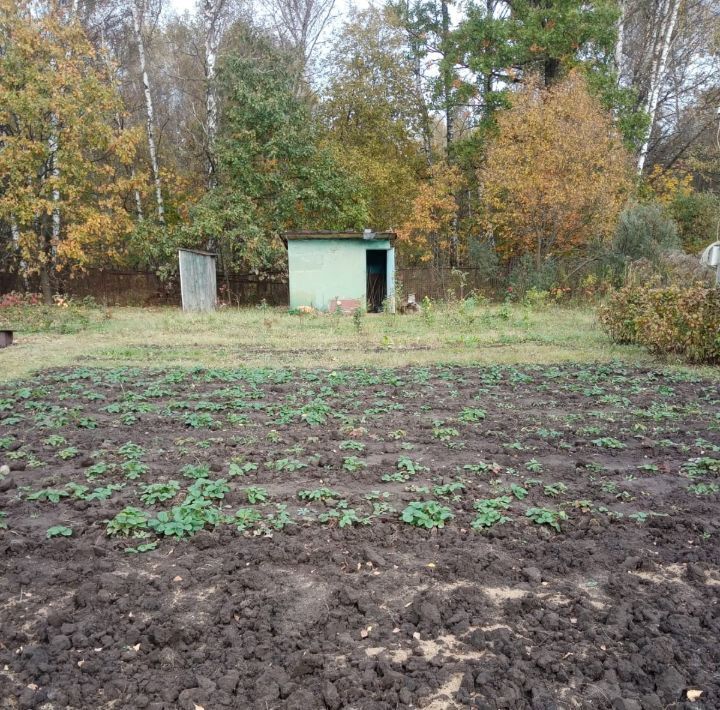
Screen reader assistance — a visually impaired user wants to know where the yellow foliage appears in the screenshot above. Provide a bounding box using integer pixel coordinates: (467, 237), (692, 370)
(480, 72), (632, 266)
(396, 163), (462, 265)
(647, 165), (693, 206)
(0, 1), (140, 276)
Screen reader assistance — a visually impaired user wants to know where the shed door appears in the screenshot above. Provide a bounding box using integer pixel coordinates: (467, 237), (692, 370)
(366, 250), (387, 312)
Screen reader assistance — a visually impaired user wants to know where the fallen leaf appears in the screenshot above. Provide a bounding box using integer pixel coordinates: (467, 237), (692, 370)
(687, 690), (703, 702)
(173, 575), (183, 582)
(132, 644), (141, 652)
(426, 563), (436, 569)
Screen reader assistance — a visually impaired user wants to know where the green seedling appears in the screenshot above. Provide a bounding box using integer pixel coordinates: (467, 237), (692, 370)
(228, 461), (258, 477)
(106, 507), (149, 537)
(401, 501), (453, 529)
(125, 542), (158, 554)
(57, 447), (79, 460)
(591, 437), (625, 449)
(181, 463), (211, 479)
(688, 483), (719, 496)
(458, 408), (486, 423)
(235, 507), (262, 531)
(0, 511), (7, 530)
(342, 456), (366, 472)
(472, 496), (512, 529)
(27, 488), (70, 503)
(298, 488), (338, 502)
(46, 525), (72, 538)
(543, 482), (568, 497)
(122, 460), (148, 480)
(525, 459), (543, 473)
(245, 486), (269, 504)
(433, 482), (465, 497)
(525, 507), (567, 532)
(140, 481), (181, 505)
(339, 440), (365, 451)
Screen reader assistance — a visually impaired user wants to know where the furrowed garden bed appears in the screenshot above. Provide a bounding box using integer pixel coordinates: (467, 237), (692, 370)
(0, 364), (719, 709)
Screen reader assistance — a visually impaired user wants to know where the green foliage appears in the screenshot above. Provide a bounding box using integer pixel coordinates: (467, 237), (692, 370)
(600, 285), (720, 364)
(245, 486), (269, 504)
(543, 482), (568, 497)
(140, 481), (181, 505)
(46, 525), (72, 538)
(667, 190), (720, 255)
(342, 456), (366, 472)
(106, 507), (149, 537)
(603, 204), (680, 283)
(458, 407), (486, 423)
(184, 49), (367, 275)
(298, 487), (338, 502)
(472, 496), (512, 529)
(0, 511), (7, 530)
(526, 507), (568, 532)
(182, 463), (211, 479)
(235, 507), (262, 531)
(401, 500), (453, 528)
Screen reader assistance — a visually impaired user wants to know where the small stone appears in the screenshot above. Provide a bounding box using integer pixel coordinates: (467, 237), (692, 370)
(523, 566), (542, 584)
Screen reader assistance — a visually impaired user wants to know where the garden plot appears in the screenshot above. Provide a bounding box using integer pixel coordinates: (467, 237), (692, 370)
(1, 363), (719, 709)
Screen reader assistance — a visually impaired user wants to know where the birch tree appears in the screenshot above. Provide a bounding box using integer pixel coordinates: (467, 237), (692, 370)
(203, 0), (228, 187)
(130, 0), (166, 224)
(635, 0), (681, 173)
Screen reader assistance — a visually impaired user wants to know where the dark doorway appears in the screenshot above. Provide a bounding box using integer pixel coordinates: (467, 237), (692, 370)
(366, 250), (387, 312)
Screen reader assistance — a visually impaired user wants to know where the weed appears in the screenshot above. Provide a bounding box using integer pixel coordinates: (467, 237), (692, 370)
(525, 458), (543, 473)
(0, 511), (7, 529)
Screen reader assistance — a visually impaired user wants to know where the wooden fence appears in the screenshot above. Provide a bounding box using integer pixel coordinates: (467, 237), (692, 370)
(0, 266), (503, 306)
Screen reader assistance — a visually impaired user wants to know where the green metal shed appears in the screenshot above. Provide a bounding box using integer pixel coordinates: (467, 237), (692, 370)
(285, 231), (396, 313)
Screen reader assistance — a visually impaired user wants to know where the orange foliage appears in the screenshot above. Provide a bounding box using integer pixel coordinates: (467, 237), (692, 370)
(480, 72), (632, 266)
(396, 163), (462, 266)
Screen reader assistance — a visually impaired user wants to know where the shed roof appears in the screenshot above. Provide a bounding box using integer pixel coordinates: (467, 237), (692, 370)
(284, 230), (396, 242)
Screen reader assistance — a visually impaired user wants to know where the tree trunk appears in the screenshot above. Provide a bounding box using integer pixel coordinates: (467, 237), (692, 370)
(441, 0), (453, 152)
(637, 0), (681, 174)
(204, 0), (221, 189)
(130, 0), (166, 225)
(615, 0), (626, 79)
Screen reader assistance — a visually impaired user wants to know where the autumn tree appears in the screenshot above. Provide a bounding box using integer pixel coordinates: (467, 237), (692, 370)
(0, 1), (139, 301)
(480, 73), (632, 268)
(320, 7), (429, 230)
(183, 33), (368, 275)
(396, 162), (463, 266)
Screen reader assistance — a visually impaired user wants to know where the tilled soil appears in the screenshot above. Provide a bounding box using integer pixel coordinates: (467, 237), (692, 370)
(0, 363), (719, 709)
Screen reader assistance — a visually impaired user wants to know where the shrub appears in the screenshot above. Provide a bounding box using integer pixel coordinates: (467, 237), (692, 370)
(599, 284), (720, 363)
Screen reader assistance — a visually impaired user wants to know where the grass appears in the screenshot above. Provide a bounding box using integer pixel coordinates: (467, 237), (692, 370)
(0, 301), (708, 382)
